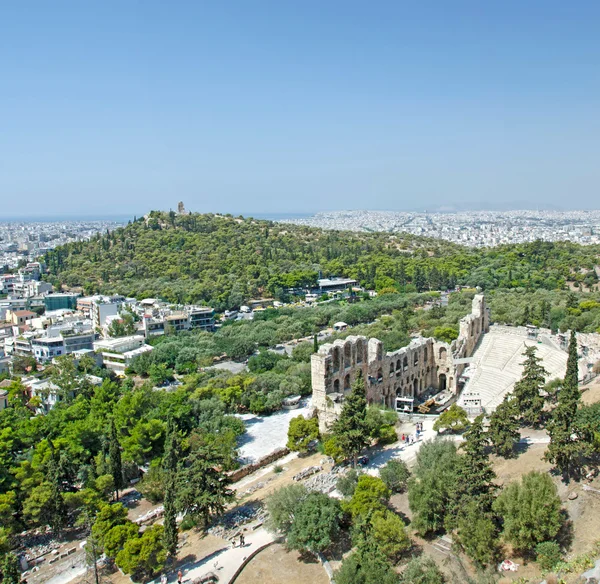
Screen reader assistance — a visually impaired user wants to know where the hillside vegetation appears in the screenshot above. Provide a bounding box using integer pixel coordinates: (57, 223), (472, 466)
(43, 211), (600, 311)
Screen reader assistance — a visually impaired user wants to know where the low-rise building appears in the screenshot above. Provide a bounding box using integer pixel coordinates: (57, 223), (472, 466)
(44, 292), (79, 311)
(94, 335), (153, 375)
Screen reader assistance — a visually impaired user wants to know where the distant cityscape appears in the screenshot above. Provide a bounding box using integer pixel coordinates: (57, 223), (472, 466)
(0, 219), (123, 271)
(285, 209), (600, 247)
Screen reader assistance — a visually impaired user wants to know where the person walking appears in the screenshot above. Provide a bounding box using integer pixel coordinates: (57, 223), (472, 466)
(177, 570), (183, 584)
(161, 574), (168, 584)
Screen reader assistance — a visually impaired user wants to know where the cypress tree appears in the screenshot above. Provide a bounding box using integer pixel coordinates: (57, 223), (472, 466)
(448, 415), (497, 528)
(512, 346), (547, 426)
(47, 446), (67, 534)
(448, 415), (499, 566)
(108, 420), (124, 501)
(333, 371), (369, 467)
(545, 330), (585, 479)
(488, 395), (520, 458)
(163, 421), (180, 560)
(313, 334), (319, 353)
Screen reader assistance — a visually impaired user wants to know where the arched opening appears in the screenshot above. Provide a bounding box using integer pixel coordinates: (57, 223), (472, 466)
(377, 368), (383, 382)
(356, 341), (363, 363)
(333, 379), (340, 392)
(344, 343), (351, 369)
(424, 347), (428, 361)
(333, 348), (340, 373)
(470, 321), (474, 336)
(403, 356), (408, 371)
(344, 374), (350, 390)
(389, 362), (395, 377)
(439, 373), (447, 391)
(414, 352), (419, 366)
(438, 347), (447, 360)
(413, 378), (419, 394)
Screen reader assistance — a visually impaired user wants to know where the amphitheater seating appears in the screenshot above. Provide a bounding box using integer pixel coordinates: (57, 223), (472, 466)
(457, 328), (568, 412)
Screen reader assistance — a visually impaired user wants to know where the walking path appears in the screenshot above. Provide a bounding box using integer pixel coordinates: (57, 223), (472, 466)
(154, 527), (274, 584)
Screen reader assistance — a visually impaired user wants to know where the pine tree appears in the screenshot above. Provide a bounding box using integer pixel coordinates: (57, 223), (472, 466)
(1, 553), (20, 584)
(313, 334), (319, 353)
(488, 396), (520, 458)
(545, 330), (585, 479)
(333, 371), (369, 467)
(163, 421), (180, 560)
(108, 420), (124, 501)
(512, 346), (547, 426)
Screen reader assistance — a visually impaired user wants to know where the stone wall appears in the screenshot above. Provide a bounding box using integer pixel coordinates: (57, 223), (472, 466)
(228, 447), (289, 483)
(311, 294), (489, 432)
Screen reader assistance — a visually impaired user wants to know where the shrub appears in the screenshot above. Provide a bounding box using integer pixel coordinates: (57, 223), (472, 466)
(378, 425), (398, 444)
(536, 541), (562, 572)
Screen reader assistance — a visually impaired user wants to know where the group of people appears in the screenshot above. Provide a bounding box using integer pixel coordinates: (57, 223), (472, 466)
(400, 421), (424, 446)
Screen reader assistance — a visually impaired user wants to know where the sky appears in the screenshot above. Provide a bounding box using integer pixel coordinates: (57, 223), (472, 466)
(2, 1), (600, 218)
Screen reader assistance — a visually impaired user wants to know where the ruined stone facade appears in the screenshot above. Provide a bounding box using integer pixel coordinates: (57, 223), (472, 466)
(311, 294), (490, 431)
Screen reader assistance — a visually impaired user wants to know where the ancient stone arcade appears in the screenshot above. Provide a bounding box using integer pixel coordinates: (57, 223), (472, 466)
(311, 294), (489, 431)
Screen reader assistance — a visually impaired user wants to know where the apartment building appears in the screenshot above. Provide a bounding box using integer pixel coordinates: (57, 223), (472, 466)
(94, 335), (153, 374)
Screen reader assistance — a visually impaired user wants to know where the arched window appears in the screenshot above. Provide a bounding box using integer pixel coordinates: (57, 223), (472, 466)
(333, 379), (340, 392)
(403, 356), (408, 371)
(414, 352), (419, 366)
(344, 374), (350, 390)
(356, 340), (364, 363)
(439, 347), (447, 360)
(333, 347), (340, 373)
(344, 343), (351, 369)
(424, 347), (428, 361)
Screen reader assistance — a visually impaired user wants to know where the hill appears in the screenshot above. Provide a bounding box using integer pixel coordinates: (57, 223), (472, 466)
(43, 211), (600, 310)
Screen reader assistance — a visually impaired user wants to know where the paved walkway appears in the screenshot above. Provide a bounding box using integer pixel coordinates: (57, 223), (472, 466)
(156, 527), (274, 584)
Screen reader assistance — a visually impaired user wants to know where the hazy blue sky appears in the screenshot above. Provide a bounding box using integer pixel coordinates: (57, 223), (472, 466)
(2, 1), (600, 217)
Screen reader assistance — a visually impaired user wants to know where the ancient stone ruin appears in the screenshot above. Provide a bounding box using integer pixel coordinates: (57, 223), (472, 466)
(311, 294), (490, 431)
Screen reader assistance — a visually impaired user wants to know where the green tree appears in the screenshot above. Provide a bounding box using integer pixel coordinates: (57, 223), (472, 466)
(162, 422), (180, 560)
(545, 330), (585, 479)
(455, 501), (499, 567)
(1, 553), (20, 584)
(450, 415), (497, 521)
(399, 555), (445, 584)
(313, 334), (319, 353)
(433, 404), (469, 434)
(91, 503), (129, 550)
(115, 524), (167, 580)
(345, 475), (390, 519)
(488, 396), (520, 458)
(370, 510), (411, 561)
(408, 440), (459, 536)
(336, 469), (361, 498)
(266, 484), (309, 535)
(108, 420), (124, 501)
(493, 472), (563, 554)
(333, 371), (369, 466)
(287, 492), (342, 554)
(512, 346), (547, 426)
(286, 416), (319, 453)
(379, 459), (410, 493)
(104, 522), (139, 558)
(177, 436), (234, 528)
(447, 416), (498, 564)
(335, 547), (399, 584)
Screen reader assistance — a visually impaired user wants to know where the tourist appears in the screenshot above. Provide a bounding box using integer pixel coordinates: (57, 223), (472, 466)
(177, 570), (183, 583)
(161, 574), (168, 584)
